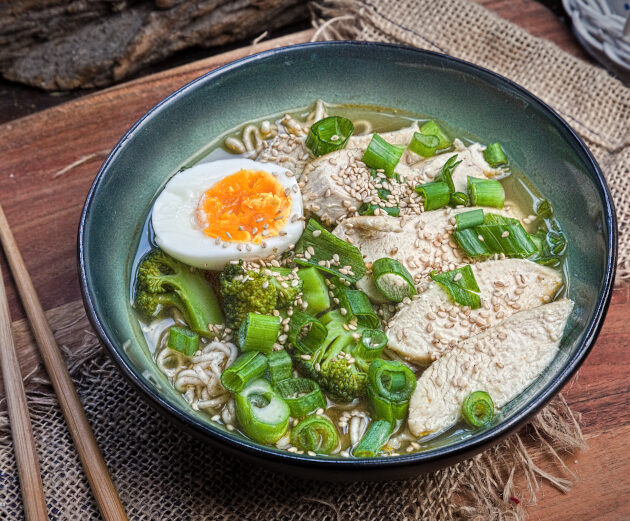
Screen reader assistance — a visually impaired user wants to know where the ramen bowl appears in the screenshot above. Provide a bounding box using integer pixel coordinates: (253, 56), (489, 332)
(79, 41), (617, 479)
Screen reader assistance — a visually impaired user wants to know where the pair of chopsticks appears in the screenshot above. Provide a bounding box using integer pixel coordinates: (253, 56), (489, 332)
(0, 203), (128, 521)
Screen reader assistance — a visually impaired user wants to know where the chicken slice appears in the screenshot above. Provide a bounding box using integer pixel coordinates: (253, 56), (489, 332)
(386, 259), (563, 365)
(408, 299), (574, 437)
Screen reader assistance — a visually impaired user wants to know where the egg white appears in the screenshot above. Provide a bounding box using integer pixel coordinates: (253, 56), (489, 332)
(152, 158), (304, 270)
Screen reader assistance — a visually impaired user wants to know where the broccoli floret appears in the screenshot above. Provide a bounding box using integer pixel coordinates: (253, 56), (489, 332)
(134, 249), (223, 336)
(269, 274), (303, 308)
(219, 262), (279, 329)
(293, 310), (369, 402)
(318, 358), (368, 403)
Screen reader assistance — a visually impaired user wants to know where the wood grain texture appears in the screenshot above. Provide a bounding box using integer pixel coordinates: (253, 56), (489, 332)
(0, 2), (627, 519)
(0, 205), (128, 521)
(0, 259), (48, 520)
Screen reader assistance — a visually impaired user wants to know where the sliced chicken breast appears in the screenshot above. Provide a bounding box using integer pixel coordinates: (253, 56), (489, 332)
(386, 259), (563, 365)
(333, 207), (516, 301)
(347, 122), (419, 150)
(408, 299), (574, 437)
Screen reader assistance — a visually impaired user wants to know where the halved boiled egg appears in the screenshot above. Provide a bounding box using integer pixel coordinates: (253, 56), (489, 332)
(152, 158), (304, 269)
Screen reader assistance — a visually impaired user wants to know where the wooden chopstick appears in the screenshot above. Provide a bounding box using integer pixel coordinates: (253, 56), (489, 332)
(0, 204), (128, 521)
(0, 259), (48, 520)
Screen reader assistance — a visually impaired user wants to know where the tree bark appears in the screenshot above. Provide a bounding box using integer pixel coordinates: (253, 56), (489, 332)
(0, 0), (310, 90)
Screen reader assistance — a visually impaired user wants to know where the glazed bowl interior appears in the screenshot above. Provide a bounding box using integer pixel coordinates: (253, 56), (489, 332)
(80, 42), (615, 475)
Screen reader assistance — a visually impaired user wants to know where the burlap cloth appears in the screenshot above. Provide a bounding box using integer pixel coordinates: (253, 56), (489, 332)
(1, 1), (628, 520)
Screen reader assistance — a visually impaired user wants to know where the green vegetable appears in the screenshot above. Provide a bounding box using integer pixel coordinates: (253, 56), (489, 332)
(409, 132), (439, 157)
(462, 390), (494, 428)
(450, 191), (469, 207)
(435, 155), (461, 194)
(267, 350), (292, 385)
(305, 116), (354, 157)
(430, 265), (481, 309)
(483, 142), (507, 167)
(372, 258), (417, 302)
(218, 261), (280, 330)
(295, 219), (366, 283)
(297, 267), (330, 315)
(353, 419), (392, 457)
(419, 120), (452, 149)
(291, 415), (338, 454)
(167, 326), (199, 356)
(221, 352), (268, 393)
(288, 311), (328, 354)
(362, 134), (405, 177)
(238, 313), (280, 354)
(529, 226), (567, 267)
(452, 213), (538, 259)
(235, 379), (290, 444)
(366, 359), (416, 424)
(293, 310), (369, 402)
(354, 329), (387, 363)
(455, 209), (484, 230)
(331, 283), (380, 328)
(415, 181), (451, 211)
(134, 249), (223, 336)
(268, 271), (304, 309)
(468, 176), (505, 208)
(536, 199), (554, 219)
(358, 202), (400, 217)
(274, 377), (326, 418)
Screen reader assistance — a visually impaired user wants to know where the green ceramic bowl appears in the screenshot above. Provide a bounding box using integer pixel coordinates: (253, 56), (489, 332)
(79, 42), (617, 479)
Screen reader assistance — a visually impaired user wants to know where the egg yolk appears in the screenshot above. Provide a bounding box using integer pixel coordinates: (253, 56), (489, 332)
(196, 169), (292, 243)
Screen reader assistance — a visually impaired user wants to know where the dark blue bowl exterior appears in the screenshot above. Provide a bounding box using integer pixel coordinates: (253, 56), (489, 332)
(79, 41), (617, 480)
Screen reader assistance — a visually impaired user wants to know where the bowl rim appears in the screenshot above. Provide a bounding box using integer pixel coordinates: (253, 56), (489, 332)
(78, 40), (618, 472)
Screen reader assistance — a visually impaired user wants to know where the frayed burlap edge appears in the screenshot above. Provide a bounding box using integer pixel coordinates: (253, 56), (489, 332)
(311, 0), (630, 282)
(0, 301), (586, 520)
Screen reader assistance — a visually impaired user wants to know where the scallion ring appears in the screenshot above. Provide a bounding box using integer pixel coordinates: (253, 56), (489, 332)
(238, 312), (280, 354)
(274, 378), (326, 418)
(461, 390), (494, 428)
(291, 415), (339, 454)
(409, 132), (439, 157)
(415, 181), (450, 211)
(372, 258), (417, 303)
(305, 116), (354, 157)
(287, 311), (328, 354)
(362, 134), (405, 177)
(167, 326), (199, 356)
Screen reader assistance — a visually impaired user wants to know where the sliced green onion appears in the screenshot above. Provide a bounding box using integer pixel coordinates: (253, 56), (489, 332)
(483, 142), (507, 167)
(435, 155), (461, 194)
(362, 134), (405, 177)
(529, 225), (567, 267)
(358, 202), (400, 217)
(536, 199), (554, 219)
(287, 310), (328, 354)
(267, 350), (292, 385)
(238, 313), (280, 354)
(430, 265), (481, 309)
(295, 219), (366, 283)
(468, 177), (505, 208)
(372, 258), (417, 302)
(353, 419), (392, 457)
(455, 209), (485, 230)
(366, 359), (416, 424)
(305, 116), (354, 157)
(221, 352), (268, 393)
(420, 120), (451, 149)
(415, 181), (451, 211)
(167, 326), (199, 356)
(355, 329), (387, 361)
(450, 191), (469, 207)
(453, 213), (537, 259)
(333, 285), (380, 328)
(462, 390), (494, 428)
(452, 228), (490, 256)
(291, 415), (338, 454)
(274, 378), (326, 418)
(297, 267), (330, 315)
(235, 379), (290, 444)
(409, 132), (440, 157)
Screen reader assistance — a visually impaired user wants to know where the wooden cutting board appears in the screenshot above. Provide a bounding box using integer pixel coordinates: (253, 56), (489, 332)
(0, 4), (627, 520)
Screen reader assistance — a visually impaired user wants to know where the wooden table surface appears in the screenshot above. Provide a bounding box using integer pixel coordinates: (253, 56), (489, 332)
(0, 2), (627, 520)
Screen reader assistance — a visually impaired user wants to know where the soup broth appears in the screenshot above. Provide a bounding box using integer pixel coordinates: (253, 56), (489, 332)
(132, 101), (569, 458)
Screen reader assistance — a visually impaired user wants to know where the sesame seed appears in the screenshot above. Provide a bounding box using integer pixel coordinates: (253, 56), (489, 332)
(312, 230), (322, 237)
(501, 231), (510, 238)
